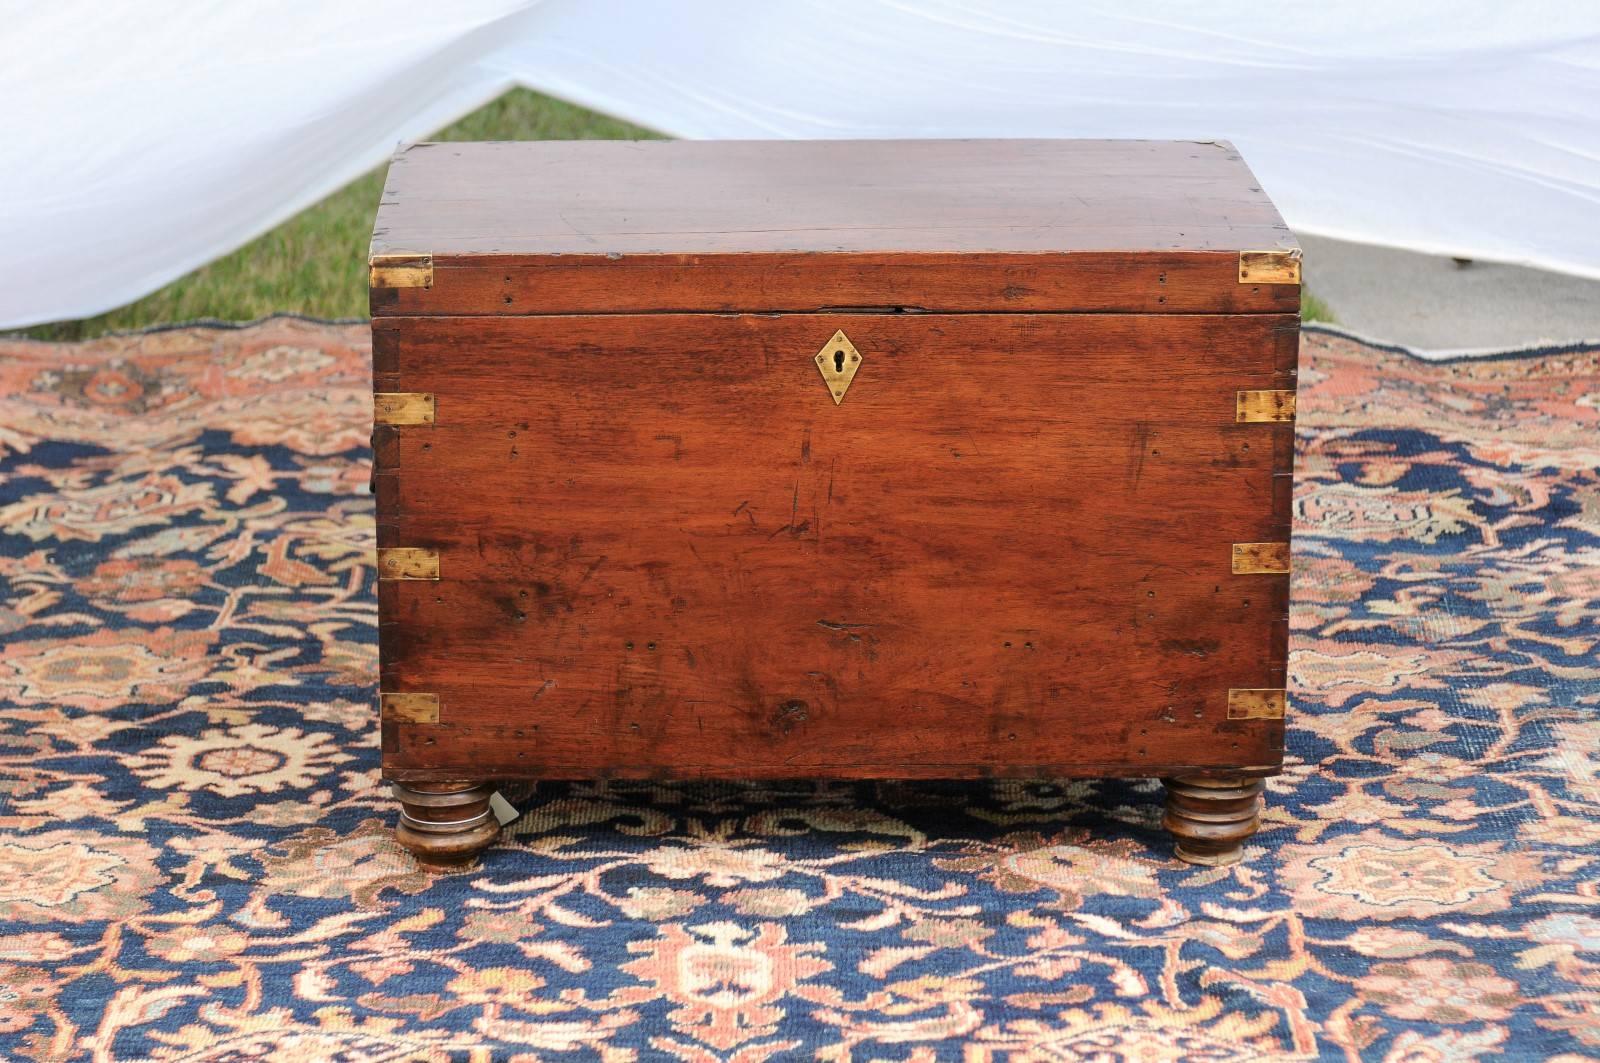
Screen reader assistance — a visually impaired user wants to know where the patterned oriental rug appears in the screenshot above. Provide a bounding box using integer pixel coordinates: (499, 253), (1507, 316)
(0, 319), (1597, 1062)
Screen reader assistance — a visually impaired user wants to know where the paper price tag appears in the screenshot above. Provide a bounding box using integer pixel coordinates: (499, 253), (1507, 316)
(489, 791), (519, 826)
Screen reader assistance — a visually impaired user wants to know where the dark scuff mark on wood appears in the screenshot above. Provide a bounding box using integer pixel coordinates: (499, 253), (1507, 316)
(816, 618), (877, 655)
(771, 699), (810, 735)
(1161, 638), (1220, 658)
(1130, 421), (1152, 487)
(768, 519), (811, 540)
(817, 619), (876, 633)
(767, 480), (815, 540)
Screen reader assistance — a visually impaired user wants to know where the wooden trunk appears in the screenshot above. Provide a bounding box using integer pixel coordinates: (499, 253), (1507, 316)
(369, 139), (1299, 868)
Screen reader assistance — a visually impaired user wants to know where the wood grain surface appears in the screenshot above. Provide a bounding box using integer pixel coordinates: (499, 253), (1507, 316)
(374, 312), (1294, 780)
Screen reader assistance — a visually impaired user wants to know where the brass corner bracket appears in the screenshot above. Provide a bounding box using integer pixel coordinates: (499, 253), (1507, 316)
(1236, 390), (1296, 423)
(1232, 542), (1291, 575)
(374, 392), (435, 426)
(1238, 250), (1301, 285)
(370, 253), (433, 289)
(377, 547), (440, 580)
(380, 692), (440, 724)
(1227, 689), (1287, 720)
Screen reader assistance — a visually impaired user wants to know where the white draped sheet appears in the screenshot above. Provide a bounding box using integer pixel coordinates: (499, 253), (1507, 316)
(3, 0), (1598, 328)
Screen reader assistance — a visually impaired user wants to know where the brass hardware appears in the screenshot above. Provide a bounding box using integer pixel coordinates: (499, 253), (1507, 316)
(378, 547), (439, 580)
(1236, 390), (1296, 423)
(370, 253), (433, 289)
(814, 329), (863, 405)
(1232, 542), (1291, 575)
(1238, 250), (1301, 285)
(374, 392), (435, 426)
(381, 692), (440, 724)
(1227, 689), (1287, 720)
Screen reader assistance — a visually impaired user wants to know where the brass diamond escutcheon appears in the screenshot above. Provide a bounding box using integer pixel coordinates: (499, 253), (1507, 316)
(814, 329), (863, 405)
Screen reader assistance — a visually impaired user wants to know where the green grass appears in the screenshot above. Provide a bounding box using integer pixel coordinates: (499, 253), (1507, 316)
(1301, 291), (1333, 323)
(18, 90), (1331, 338)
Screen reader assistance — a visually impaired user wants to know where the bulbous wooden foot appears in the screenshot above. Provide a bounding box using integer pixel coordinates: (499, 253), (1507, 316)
(392, 780), (501, 871)
(1161, 774), (1264, 866)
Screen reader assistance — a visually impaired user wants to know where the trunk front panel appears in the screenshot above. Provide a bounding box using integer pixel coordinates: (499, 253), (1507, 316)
(374, 313), (1294, 779)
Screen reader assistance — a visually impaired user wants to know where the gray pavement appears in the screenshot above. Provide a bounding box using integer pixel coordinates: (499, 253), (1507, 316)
(1299, 234), (1600, 354)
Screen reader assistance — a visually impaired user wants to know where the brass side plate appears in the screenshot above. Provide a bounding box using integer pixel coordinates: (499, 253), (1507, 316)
(370, 253), (433, 289)
(814, 329), (863, 405)
(377, 547), (440, 580)
(380, 692), (440, 724)
(1236, 390), (1296, 423)
(374, 392), (435, 426)
(1238, 250), (1301, 285)
(1227, 689), (1287, 720)
(1232, 542), (1291, 575)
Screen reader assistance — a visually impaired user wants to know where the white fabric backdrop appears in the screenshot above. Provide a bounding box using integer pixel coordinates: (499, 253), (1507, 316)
(4, 1), (1599, 328)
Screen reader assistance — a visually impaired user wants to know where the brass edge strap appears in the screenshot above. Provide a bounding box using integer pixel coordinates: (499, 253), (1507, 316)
(1231, 542), (1291, 575)
(374, 393), (435, 426)
(370, 253), (433, 289)
(1236, 390), (1296, 423)
(1238, 250), (1302, 285)
(1227, 689), (1287, 720)
(377, 547), (440, 580)
(380, 692), (440, 724)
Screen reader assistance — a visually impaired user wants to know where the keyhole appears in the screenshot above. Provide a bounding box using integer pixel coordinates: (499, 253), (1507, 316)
(833, 350), (845, 373)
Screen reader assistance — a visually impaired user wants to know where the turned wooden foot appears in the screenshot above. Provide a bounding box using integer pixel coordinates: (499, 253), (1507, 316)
(1161, 774), (1264, 866)
(392, 780), (501, 871)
